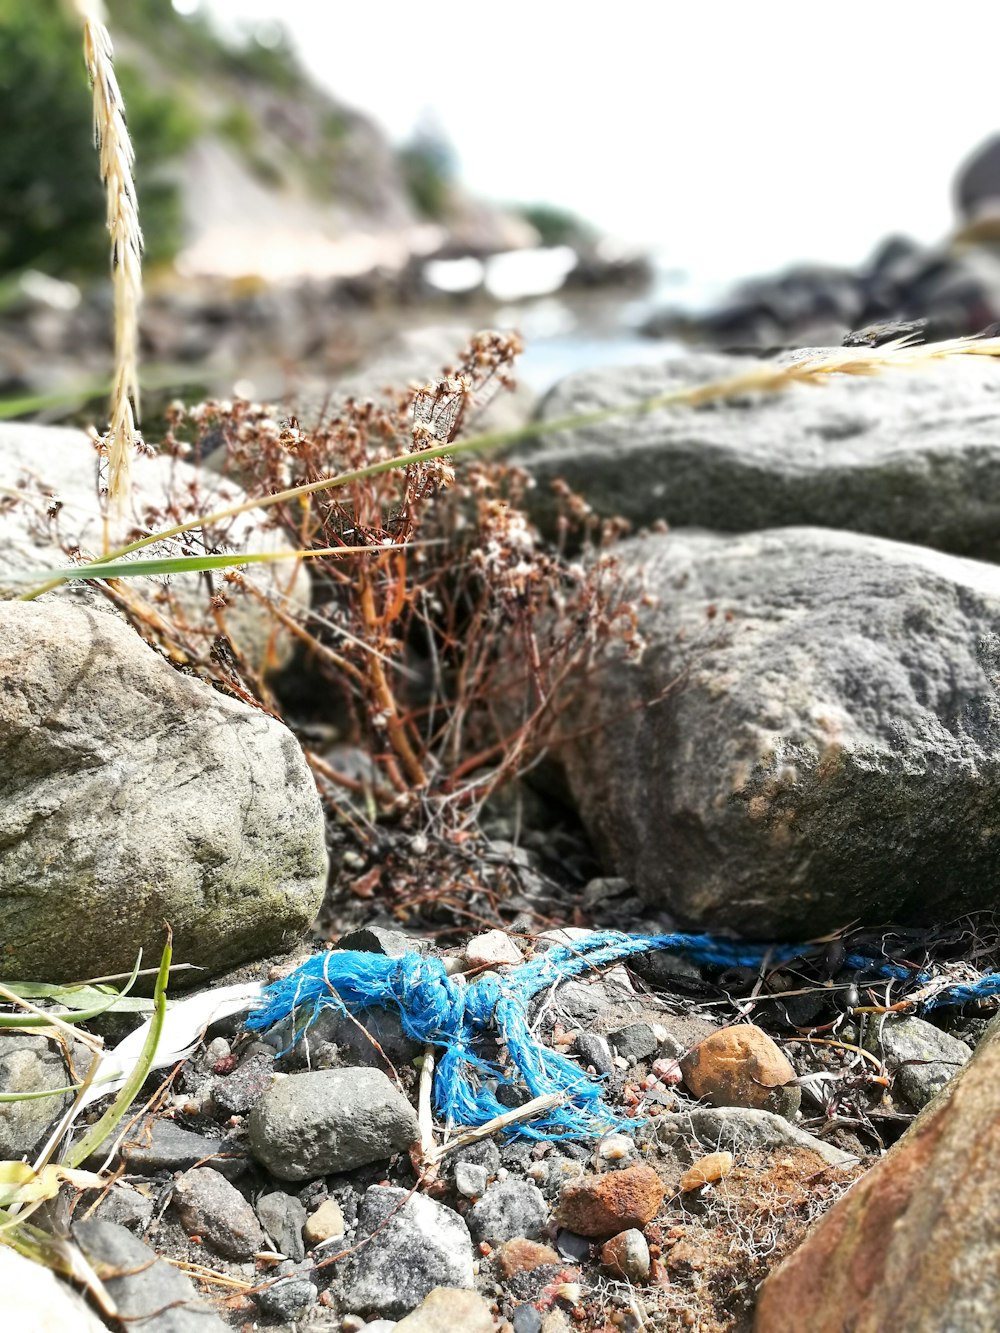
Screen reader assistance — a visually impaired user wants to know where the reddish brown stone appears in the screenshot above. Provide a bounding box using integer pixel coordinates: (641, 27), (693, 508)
(754, 1011), (1000, 1332)
(498, 1237), (561, 1277)
(557, 1165), (665, 1238)
(680, 1023), (799, 1118)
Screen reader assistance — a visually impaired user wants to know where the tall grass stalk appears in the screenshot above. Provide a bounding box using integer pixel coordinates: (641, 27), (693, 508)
(73, 0), (143, 518)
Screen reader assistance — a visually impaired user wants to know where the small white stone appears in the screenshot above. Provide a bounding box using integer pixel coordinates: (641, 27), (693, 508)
(596, 1133), (636, 1162)
(464, 929), (524, 968)
(454, 1161), (489, 1198)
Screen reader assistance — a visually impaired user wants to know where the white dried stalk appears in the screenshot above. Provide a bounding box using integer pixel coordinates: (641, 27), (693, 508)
(74, 0), (143, 511)
(428, 1091), (567, 1163)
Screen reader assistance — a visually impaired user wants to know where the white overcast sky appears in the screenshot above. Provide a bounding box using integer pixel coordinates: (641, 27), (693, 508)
(197, 0), (1000, 282)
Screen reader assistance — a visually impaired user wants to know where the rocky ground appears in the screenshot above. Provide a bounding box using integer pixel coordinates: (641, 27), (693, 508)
(4, 332), (1000, 1330)
(6, 917), (996, 1333)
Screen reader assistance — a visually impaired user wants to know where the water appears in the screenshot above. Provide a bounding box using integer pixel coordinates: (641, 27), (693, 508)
(499, 258), (729, 391)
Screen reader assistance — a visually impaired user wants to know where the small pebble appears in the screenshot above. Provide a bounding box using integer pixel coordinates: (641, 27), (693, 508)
(468, 1179), (548, 1244)
(170, 1167), (265, 1261)
(455, 1161), (489, 1198)
(258, 1275), (318, 1321)
(595, 1134), (635, 1163)
(600, 1229), (651, 1282)
(304, 1197), (346, 1247)
(555, 1229), (591, 1262)
(465, 929), (523, 968)
(499, 1237), (562, 1277)
(393, 1286), (495, 1331)
(512, 1307), (543, 1333)
(680, 1024), (800, 1119)
(679, 1151), (734, 1192)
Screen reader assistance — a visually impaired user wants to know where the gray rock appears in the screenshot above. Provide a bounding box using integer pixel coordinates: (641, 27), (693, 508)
(628, 949), (703, 990)
(512, 1306), (543, 1333)
(451, 1138), (501, 1177)
(209, 1042), (275, 1116)
(645, 1106), (855, 1168)
(248, 1067), (419, 1181)
(865, 1015), (972, 1109)
(0, 1032), (86, 1159)
(519, 353), (1000, 561)
(454, 1161), (488, 1198)
(257, 1275), (318, 1321)
(94, 1184), (155, 1234)
(608, 1023), (660, 1064)
(100, 1117), (246, 1179)
(0, 1244), (107, 1332)
(544, 980), (611, 1027)
(0, 421), (309, 668)
(556, 527), (1000, 936)
(530, 1157), (585, 1198)
(337, 1185), (475, 1319)
(301, 1004), (422, 1071)
(555, 1228), (591, 1262)
(573, 1032), (614, 1076)
(73, 1218), (228, 1331)
(256, 1190), (307, 1260)
(0, 601), (327, 981)
(336, 925), (427, 958)
(467, 1179), (548, 1244)
(171, 1167), (266, 1260)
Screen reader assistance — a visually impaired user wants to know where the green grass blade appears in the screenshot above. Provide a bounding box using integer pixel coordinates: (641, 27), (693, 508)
(62, 936), (171, 1169)
(0, 1086), (80, 1103)
(10, 544), (373, 584)
(0, 953), (145, 1028)
(0, 365), (208, 420)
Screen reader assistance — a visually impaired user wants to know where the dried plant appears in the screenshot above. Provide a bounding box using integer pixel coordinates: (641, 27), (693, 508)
(73, 0), (144, 518)
(130, 333), (641, 830)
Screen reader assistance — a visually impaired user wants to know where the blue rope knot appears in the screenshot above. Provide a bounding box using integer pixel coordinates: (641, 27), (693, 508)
(388, 955), (464, 1046)
(246, 928), (998, 1141)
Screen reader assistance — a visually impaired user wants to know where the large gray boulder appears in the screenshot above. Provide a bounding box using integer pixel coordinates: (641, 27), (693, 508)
(0, 421), (308, 671)
(516, 353), (1000, 560)
(0, 600), (327, 981)
(554, 526), (1000, 937)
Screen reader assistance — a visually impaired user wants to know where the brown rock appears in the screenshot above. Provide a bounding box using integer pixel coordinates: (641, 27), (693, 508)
(754, 1010), (1000, 1332)
(498, 1237), (561, 1277)
(600, 1228), (651, 1281)
(679, 1150), (734, 1192)
(557, 1165), (665, 1238)
(303, 1197), (345, 1247)
(394, 1286), (495, 1332)
(680, 1024), (799, 1119)
(171, 1167), (265, 1261)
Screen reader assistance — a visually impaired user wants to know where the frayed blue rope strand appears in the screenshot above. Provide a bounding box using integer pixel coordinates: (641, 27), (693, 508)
(246, 930), (1000, 1140)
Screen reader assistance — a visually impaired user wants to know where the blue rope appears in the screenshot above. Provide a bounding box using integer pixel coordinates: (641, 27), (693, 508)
(246, 930), (1000, 1139)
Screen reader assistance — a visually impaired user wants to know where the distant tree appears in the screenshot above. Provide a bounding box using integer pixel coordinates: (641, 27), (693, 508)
(517, 203), (592, 248)
(0, 1), (198, 279)
(398, 117), (456, 220)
